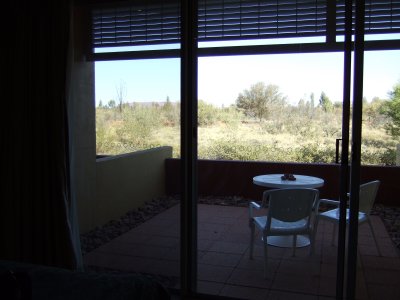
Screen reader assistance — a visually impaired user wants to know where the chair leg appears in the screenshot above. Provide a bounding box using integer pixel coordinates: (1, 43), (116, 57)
(263, 234), (268, 279)
(311, 218), (319, 255)
(249, 220), (255, 259)
(292, 235), (296, 257)
(367, 219), (382, 256)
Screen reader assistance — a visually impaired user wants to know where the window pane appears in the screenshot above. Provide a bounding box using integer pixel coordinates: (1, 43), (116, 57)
(95, 59), (180, 157)
(198, 53), (344, 164)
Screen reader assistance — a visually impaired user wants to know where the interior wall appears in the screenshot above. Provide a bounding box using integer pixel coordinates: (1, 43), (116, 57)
(70, 6), (97, 235)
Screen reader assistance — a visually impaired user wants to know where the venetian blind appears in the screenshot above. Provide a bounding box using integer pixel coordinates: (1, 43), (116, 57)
(91, 0), (400, 49)
(336, 0), (400, 35)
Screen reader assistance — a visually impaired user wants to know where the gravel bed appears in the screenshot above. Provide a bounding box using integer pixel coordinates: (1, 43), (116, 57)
(80, 196), (180, 255)
(81, 195), (400, 255)
(371, 204), (400, 249)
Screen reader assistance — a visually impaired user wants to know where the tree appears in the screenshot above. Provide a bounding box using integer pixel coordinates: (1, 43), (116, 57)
(236, 82), (286, 121)
(107, 99), (116, 108)
(382, 81), (400, 138)
(363, 97), (386, 127)
(319, 91), (333, 112)
(198, 100), (218, 126)
(310, 93), (315, 109)
(162, 96), (179, 126)
(164, 95), (172, 111)
(115, 80), (127, 113)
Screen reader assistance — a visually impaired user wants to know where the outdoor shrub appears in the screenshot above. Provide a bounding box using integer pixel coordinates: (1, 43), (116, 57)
(96, 101), (396, 165)
(379, 148), (396, 166)
(295, 143), (336, 163)
(198, 100), (219, 126)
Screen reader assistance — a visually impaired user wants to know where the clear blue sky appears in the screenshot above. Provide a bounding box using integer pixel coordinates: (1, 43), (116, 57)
(95, 50), (400, 107)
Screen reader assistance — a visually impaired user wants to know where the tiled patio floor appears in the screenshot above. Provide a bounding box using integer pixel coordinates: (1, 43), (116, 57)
(83, 204), (400, 299)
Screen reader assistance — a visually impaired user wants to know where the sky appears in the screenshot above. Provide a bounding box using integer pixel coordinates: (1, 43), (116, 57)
(95, 50), (400, 107)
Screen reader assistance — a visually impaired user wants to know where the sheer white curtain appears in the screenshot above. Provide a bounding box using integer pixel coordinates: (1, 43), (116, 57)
(1, 0), (80, 270)
(66, 3), (83, 270)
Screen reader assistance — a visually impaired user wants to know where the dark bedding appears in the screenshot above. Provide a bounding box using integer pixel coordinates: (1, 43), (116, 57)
(0, 260), (170, 300)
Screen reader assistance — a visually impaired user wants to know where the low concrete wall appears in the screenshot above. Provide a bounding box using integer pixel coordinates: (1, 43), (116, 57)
(165, 159), (400, 206)
(91, 146), (172, 231)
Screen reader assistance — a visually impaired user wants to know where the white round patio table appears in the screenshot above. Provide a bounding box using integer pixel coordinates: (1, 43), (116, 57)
(252, 174), (324, 248)
(253, 174), (324, 189)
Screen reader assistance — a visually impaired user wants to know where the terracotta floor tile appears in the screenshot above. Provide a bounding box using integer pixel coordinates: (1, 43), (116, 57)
(272, 273), (319, 295)
(83, 204), (399, 299)
(226, 268), (273, 289)
(358, 244), (381, 256)
(245, 243), (289, 259)
(84, 251), (153, 273)
(198, 222), (231, 233)
(209, 240), (249, 254)
(197, 239), (215, 251)
(317, 277), (336, 298)
(96, 242), (172, 259)
(376, 239), (400, 257)
(220, 232), (250, 243)
(111, 231), (154, 244)
(361, 255), (400, 270)
(198, 228), (227, 241)
(197, 264), (234, 283)
(162, 246), (180, 261)
(144, 235), (180, 248)
(320, 263), (337, 279)
(220, 284), (269, 300)
(367, 284), (400, 300)
(146, 259), (180, 277)
(197, 280), (224, 295)
(277, 260), (321, 276)
(229, 224), (255, 235)
(201, 215), (240, 225)
(199, 251), (242, 267)
(237, 255), (280, 273)
(363, 268), (400, 285)
(267, 290), (318, 300)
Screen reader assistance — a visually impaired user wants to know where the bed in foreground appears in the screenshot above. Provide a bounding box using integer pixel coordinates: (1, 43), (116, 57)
(0, 260), (170, 300)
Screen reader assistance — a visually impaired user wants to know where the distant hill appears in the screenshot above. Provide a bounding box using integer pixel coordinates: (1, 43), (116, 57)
(126, 101), (179, 107)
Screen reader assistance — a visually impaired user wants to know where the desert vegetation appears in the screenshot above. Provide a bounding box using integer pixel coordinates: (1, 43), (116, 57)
(96, 82), (400, 166)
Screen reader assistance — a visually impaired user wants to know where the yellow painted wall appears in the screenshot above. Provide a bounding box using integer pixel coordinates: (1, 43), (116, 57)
(89, 146), (173, 232)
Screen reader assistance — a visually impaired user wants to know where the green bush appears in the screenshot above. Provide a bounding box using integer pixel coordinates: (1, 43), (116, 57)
(199, 139), (297, 162)
(295, 143), (336, 163)
(198, 100), (219, 126)
(96, 101), (396, 165)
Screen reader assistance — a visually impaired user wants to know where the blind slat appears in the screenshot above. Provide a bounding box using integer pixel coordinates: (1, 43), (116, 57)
(92, 0), (400, 48)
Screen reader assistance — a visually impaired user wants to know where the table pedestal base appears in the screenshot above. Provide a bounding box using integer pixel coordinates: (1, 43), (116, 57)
(265, 235), (310, 248)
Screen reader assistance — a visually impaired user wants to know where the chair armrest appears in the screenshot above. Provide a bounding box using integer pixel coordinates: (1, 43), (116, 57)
(319, 199), (340, 206)
(315, 198), (340, 213)
(249, 201), (261, 218)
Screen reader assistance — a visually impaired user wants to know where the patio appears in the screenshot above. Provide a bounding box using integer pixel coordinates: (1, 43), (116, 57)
(83, 203), (400, 299)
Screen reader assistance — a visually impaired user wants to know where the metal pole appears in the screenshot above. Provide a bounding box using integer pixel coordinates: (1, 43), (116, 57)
(336, 0), (352, 298)
(181, 0), (198, 297)
(335, 138), (342, 164)
(346, 0), (365, 299)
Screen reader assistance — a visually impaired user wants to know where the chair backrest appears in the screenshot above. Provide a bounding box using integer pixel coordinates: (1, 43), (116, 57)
(359, 180), (380, 214)
(263, 188), (319, 223)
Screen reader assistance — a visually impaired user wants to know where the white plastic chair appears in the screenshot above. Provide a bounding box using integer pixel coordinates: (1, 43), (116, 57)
(316, 180), (381, 256)
(249, 188), (319, 278)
